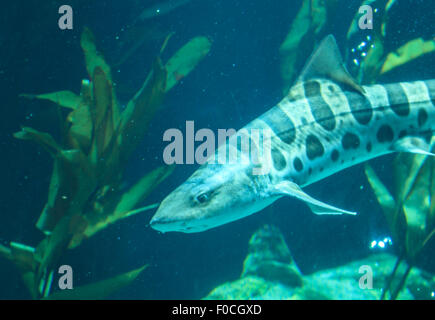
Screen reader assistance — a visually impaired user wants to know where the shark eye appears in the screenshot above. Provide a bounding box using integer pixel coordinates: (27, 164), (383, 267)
(195, 192), (210, 204)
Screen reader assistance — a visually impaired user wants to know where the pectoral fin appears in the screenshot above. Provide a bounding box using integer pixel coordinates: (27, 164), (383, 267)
(392, 136), (435, 156)
(272, 180), (357, 215)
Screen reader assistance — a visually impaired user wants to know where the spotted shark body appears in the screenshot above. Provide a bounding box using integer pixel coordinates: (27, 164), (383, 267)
(150, 35), (435, 233)
(244, 77), (435, 189)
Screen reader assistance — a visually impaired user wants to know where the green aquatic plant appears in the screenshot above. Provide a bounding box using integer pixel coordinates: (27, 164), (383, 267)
(2, 27), (210, 299)
(203, 225), (434, 299)
(0, 241), (148, 299)
(44, 264), (148, 300)
(279, 0), (339, 93)
(365, 139), (435, 299)
(277, 0), (435, 300)
(280, 0), (435, 90)
(346, 0), (435, 83)
(348, 0), (435, 300)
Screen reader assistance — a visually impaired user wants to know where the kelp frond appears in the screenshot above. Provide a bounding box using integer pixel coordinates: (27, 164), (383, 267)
(3, 27), (211, 299)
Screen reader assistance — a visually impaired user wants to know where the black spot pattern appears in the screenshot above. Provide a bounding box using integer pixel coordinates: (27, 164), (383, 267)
(344, 91), (373, 125)
(303, 81), (336, 131)
(305, 134), (324, 160)
(384, 83), (410, 117)
(418, 108), (428, 127)
(331, 149), (339, 162)
(261, 107), (296, 145)
(342, 132), (360, 150)
(377, 125), (394, 143)
(366, 142), (372, 152)
(293, 157), (303, 172)
(271, 149), (286, 170)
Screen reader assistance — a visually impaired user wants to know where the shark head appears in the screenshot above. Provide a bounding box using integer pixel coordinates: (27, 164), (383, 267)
(150, 163), (274, 233)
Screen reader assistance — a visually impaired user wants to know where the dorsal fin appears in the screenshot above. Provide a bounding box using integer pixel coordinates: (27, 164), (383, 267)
(296, 35), (365, 95)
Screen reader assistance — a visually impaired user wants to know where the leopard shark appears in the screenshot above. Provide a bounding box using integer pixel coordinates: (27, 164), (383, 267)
(150, 35), (435, 233)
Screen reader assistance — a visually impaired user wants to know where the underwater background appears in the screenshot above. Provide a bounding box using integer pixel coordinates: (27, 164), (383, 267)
(0, 0), (434, 299)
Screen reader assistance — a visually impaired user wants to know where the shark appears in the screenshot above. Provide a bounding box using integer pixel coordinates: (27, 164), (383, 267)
(150, 35), (435, 233)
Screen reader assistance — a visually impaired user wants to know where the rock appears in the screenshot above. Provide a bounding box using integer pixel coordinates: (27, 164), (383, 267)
(242, 224), (294, 264)
(202, 225), (435, 300)
(204, 276), (295, 300)
(301, 253), (434, 300)
(241, 225), (303, 287)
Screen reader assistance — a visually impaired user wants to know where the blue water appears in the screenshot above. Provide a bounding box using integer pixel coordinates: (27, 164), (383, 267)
(0, 0), (434, 299)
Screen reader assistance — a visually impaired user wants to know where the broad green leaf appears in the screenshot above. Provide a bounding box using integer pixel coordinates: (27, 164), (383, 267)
(396, 153), (427, 204)
(13, 127), (61, 157)
(403, 154), (432, 259)
(9, 242), (37, 271)
(381, 38), (435, 75)
(1, 242), (40, 299)
(117, 58), (167, 164)
(36, 149), (96, 234)
(114, 165), (174, 215)
(74, 165), (174, 246)
(89, 67), (115, 162)
(20, 91), (81, 109)
(279, 0), (311, 92)
(36, 213), (89, 298)
(65, 79), (93, 153)
(165, 36), (211, 92)
(385, 0), (398, 11)
(80, 27), (112, 82)
(67, 103), (93, 154)
(364, 164), (396, 221)
(81, 28), (120, 129)
(279, 0), (338, 93)
(45, 265), (148, 300)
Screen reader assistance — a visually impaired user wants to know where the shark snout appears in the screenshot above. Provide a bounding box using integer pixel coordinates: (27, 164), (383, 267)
(150, 199), (212, 233)
(149, 207), (169, 227)
(149, 203), (189, 233)
(149, 214), (171, 233)
(149, 215), (160, 227)
(149, 213), (176, 227)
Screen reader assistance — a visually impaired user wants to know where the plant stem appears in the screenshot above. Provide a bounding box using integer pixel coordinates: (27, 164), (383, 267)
(390, 264), (412, 300)
(380, 254), (403, 300)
